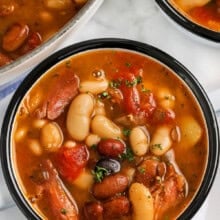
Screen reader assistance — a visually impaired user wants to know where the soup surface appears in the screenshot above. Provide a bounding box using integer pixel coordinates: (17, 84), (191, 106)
(169, 0), (220, 31)
(0, 0), (87, 67)
(12, 49), (208, 220)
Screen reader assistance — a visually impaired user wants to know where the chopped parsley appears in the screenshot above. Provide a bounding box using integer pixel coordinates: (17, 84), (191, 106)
(90, 144), (97, 150)
(138, 167), (146, 174)
(65, 60), (71, 68)
(92, 166), (108, 182)
(141, 85), (150, 93)
(125, 76), (143, 87)
(60, 208), (67, 215)
(98, 91), (111, 99)
(123, 128), (131, 137)
(109, 80), (121, 89)
(125, 62), (132, 67)
(151, 144), (163, 150)
(120, 147), (134, 162)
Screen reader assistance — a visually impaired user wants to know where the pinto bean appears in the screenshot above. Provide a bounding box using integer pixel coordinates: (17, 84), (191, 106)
(84, 202), (103, 220)
(93, 173), (129, 199)
(103, 196), (130, 219)
(2, 23), (29, 52)
(0, 52), (12, 67)
(97, 139), (126, 157)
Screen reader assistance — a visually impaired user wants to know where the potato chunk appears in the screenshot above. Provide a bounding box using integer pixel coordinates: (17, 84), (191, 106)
(179, 115), (203, 148)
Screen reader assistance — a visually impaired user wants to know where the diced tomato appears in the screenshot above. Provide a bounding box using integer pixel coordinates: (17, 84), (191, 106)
(120, 85), (140, 114)
(114, 68), (156, 117)
(55, 144), (89, 182)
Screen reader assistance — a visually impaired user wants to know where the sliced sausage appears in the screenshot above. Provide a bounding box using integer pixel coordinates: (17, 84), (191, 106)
(93, 173), (128, 199)
(37, 160), (78, 220)
(35, 68), (79, 120)
(103, 196), (130, 219)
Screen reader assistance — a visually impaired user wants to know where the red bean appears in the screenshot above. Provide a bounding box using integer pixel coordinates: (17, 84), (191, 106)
(0, 52), (12, 67)
(2, 23), (29, 52)
(103, 196), (130, 219)
(93, 173), (128, 199)
(84, 202), (103, 220)
(97, 139), (126, 157)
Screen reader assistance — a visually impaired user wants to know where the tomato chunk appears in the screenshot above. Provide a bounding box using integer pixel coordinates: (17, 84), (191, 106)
(56, 144), (89, 182)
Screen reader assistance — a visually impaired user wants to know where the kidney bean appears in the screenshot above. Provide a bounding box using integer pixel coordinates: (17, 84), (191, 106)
(93, 173), (128, 199)
(2, 23), (29, 52)
(84, 202), (103, 220)
(103, 196), (130, 219)
(0, 52), (12, 67)
(97, 139), (126, 157)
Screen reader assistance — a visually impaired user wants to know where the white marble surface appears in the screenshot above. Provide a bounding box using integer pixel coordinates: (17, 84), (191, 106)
(0, 0), (220, 219)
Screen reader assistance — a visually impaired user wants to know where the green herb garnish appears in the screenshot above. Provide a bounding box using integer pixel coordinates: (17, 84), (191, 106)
(120, 148), (134, 162)
(109, 80), (121, 89)
(65, 60), (71, 68)
(60, 208), (67, 215)
(98, 91), (111, 99)
(125, 62), (131, 67)
(123, 128), (131, 137)
(125, 76), (143, 87)
(138, 167), (146, 174)
(92, 166), (108, 182)
(151, 144), (163, 150)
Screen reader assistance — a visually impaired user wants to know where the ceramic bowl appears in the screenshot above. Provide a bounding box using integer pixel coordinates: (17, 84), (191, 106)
(155, 0), (220, 44)
(1, 38), (219, 219)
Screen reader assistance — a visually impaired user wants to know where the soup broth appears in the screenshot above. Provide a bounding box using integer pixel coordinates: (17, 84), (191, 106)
(169, 0), (220, 31)
(12, 49), (208, 220)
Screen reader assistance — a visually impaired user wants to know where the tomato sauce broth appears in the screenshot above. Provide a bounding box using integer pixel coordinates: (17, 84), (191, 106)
(12, 50), (208, 220)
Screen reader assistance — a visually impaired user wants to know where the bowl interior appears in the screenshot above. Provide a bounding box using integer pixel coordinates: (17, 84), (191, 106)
(1, 38), (219, 219)
(155, 0), (220, 43)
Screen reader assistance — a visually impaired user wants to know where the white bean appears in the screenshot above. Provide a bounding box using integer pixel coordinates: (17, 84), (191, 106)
(91, 115), (122, 139)
(28, 139), (43, 156)
(156, 87), (175, 109)
(79, 79), (108, 95)
(129, 126), (150, 156)
(40, 122), (63, 152)
(129, 183), (154, 220)
(179, 115), (202, 149)
(67, 93), (94, 141)
(85, 134), (101, 147)
(150, 125), (172, 156)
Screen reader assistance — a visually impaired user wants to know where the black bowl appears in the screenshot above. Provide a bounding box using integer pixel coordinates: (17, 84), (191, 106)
(155, 0), (220, 43)
(1, 38), (219, 219)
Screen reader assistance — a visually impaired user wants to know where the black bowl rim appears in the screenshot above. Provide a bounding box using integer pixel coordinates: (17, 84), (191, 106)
(0, 38), (219, 220)
(155, 0), (220, 43)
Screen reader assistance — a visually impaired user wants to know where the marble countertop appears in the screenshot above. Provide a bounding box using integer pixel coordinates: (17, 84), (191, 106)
(0, 0), (220, 219)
